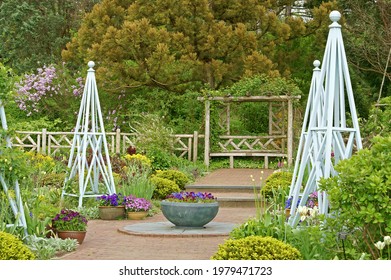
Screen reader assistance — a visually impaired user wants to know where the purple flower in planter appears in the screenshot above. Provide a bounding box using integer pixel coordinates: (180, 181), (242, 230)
(51, 209), (88, 232)
(97, 193), (124, 206)
(165, 191), (216, 203)
(124, 195), (152, 212)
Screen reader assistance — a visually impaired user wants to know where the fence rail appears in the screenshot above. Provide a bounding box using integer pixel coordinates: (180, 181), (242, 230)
(11, 129), (287, 166)
(11, 129), (203, 163)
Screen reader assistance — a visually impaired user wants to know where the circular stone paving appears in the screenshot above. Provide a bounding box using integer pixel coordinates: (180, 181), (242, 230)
(118, 222), (236, 237)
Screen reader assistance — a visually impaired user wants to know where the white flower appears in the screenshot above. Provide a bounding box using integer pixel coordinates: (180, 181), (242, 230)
(298, 206), (308, 221)
(309, 206), (319, 217)
(384, 236), (391, 246)
(375, 241), (386, 250)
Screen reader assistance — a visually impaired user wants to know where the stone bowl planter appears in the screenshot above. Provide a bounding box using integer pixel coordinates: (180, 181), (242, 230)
(160, 201), (219, 228)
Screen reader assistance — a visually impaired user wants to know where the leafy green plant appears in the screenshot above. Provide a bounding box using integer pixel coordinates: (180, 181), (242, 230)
(146, 147), (180, 171)
(154, 169), (190, 190)
(130, 113), (175, 154)
(121, 173), (155, 200)
(361, 96), (391, 142)
(23, 203), (52, 237)
(78, 206), (100, 220)
(25, 235), (78, 260)
(211, 236), (301, 260)
(150, 176), (180, 200)
(0, 231), (36, 260)
(319, 136), (391, 259)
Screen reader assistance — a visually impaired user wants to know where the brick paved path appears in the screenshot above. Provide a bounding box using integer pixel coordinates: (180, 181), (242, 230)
(58, 169), (269, 260)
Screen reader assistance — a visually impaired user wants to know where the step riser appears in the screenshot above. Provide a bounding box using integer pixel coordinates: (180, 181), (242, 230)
(186, 185), (264, 208)
(218, 200), (258, 208)
(186, 188), (260, 194)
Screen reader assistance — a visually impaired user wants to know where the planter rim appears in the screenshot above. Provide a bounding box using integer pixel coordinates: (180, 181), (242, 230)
(161, 200), (219, 207)
(98, 205), (125, 208)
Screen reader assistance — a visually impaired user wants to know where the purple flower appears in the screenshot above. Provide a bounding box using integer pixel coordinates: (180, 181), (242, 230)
(124, 196), (152, 212)
(285, 196), (301, 209)
(52, 209), (88, 231)
(97, 193), (124, 206)
(165, 191), (216, 203)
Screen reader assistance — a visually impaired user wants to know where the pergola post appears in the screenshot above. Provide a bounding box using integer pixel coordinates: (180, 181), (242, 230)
(287, 98), (294, 166)
(204, 100), (211, 167)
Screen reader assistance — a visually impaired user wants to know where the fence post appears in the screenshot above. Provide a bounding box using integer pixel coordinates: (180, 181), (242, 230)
(42, 128), (47, 154)
(287, 98), (293, 166)
(193, 131), (198, 163)
(115, 128), (121, 154)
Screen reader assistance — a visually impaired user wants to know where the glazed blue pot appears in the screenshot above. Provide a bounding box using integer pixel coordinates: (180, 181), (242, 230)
(160, 201), (219, 228)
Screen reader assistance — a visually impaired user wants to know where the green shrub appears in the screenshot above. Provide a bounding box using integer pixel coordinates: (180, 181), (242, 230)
(150, 176), (180, 200)
(319, 136), (391, 260)
(211, 236), (301, 260)
(0, 231), (36, 260)
(41, 173), (66, 188)
(146, 147), (179, 171)
(261, 171), (292, 198)
(154, 169), (190, 190)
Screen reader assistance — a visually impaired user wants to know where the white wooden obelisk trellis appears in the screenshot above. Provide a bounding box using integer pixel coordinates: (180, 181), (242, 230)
(288, 11), (363, 226)
(288, 60), (324, 199)
(0, 99), (28, 235)
(62, 61), (116, 207)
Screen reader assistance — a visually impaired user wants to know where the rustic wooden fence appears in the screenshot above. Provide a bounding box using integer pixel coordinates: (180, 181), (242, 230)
(11, 129), (203, 163)
(10, 129), (288, 167)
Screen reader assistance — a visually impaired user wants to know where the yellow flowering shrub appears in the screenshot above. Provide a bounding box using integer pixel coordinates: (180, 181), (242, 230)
(0, 231), (36, 260)
(26, 151), (56, 172)
(261, 171), (292, 198)
(123, 154), (151, 168)
(150, 176), (180, 199)
(154, 169), (189, 190)
(211, 236), (301, 260)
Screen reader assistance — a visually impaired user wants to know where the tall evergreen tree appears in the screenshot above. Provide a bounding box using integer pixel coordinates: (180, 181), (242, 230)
(62, 0), (333, 92)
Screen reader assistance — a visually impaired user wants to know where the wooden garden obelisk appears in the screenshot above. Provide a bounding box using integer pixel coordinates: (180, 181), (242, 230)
(288, 11), (363, 226)
(1, 98), (27, 235)
(62, 61), (116, 207)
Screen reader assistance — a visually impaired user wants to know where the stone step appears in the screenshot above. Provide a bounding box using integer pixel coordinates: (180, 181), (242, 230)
(185, 185), (264, 208)
(185, 185), (261, 194)
(213, 191), (265, 208)
(184, 168), (272, 208)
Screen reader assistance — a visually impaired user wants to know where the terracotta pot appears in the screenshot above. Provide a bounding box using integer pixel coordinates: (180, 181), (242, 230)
(127, 211), (148, 220)
(57, 230), (87, 244)
(99, 206), (125, 220)
(285, 208), (291, 218)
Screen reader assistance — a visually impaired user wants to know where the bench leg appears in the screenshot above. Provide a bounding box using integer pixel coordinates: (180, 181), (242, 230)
(230, 156), (234, 168)
(264, 156), (269, 169)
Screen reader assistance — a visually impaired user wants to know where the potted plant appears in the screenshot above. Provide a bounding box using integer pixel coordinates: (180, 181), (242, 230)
(124, 195), (152, 220)
(96, 193), (125, 220)
(161, 191), (219, 228)
(51, 209), (88, 244)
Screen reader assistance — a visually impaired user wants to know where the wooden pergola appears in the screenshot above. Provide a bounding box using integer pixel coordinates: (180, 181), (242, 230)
(198, 95), (301, 168)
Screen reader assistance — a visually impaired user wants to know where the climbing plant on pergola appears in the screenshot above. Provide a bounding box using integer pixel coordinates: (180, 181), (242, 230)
(198, 76), (301, 168)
